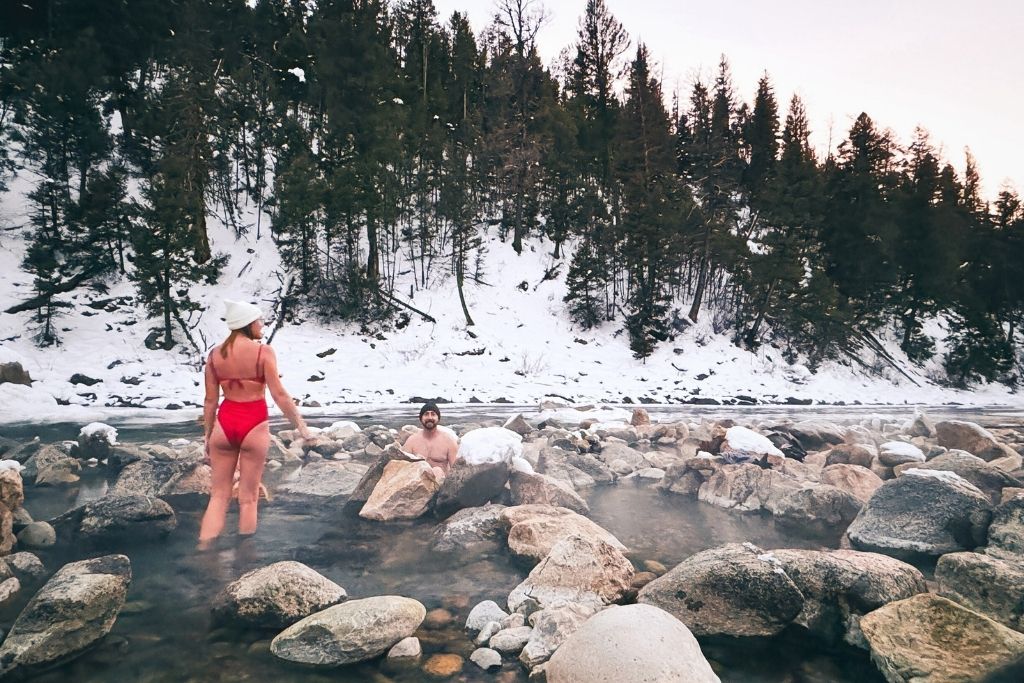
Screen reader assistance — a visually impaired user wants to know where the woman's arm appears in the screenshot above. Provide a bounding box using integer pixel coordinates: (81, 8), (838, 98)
(203, 358), (219, 439)
(262, 346), (310, 438)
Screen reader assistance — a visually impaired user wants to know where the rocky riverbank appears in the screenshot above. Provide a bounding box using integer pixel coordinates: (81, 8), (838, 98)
(0, 407), (1023, 681)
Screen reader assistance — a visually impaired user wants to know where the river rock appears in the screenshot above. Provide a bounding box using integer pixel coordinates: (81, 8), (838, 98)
(501, 505), (626, 563)
(0, 504), (14, 553)
(771, 549), (927, 646)
(387, 636), (421, 660)
(894, 451), (1021, 504)
(820, 464), (883, 503)
(936, 420), (1016, 461)
(342, 445), (418, 512)
(16, 521), (55, 548)
(846, 469), (993, 559)
(111, 457), (211, 499)
(0, 575), (20, 608)
(698, 463), (802, 513)
(433, 458), (511, 517)
(278, 459), (368, 502)
(213, 561), (347, 628)
(987, 492), (1024, 559)
(53, 494), (176, 544)
(860, 593), (1024, 683)
(423, 653), (463, 677)
(28, 444), (81, 485)
(565, 451), (616, 484)
(824, 443), (876, 468)
(638, 542), (803, 637)
(360, 460), (440, 521)
(774, 484), (863, 534)
(936, 551), (1024, 633)
(909, 411), (936, 438)
(470, 647), (502, 670)
(271, 595), (426, 665)
(504, 414), (535, 436)
(0, 555), (131, 678)
(783, 420), (847, 451)
(76, 423), (117, 461)
(3, 552), (46, 583)
(489, 625), (533, 654)
(507, 534), (634, 612)
(878, 441), (925, 467)
(546, 604), (720, 683)
(519, 602), (599, 669)
(0, 468), (25, 510)
(458, 426), (522, 465)
(466, 600), (509, 633)
(594, 442), (644, 471)
(509, 470), (589, 514)
(431, 504), (507, 553)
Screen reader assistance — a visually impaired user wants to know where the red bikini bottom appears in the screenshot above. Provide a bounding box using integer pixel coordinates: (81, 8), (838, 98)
(217, 399), (269, 448)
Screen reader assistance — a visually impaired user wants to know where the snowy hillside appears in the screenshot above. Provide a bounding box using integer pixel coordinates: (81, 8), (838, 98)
(0, 175), (1020, 426)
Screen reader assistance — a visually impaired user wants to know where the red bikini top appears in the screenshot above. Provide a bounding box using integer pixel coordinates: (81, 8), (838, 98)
(208, 345), (265, 389)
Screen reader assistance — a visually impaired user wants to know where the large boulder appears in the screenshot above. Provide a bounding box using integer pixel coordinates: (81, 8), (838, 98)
(53, 494), (176, 544)
(771, 549), (927, 646)
(860, 593), (1024, 683)
(987, 492), (1024, 559)
(277, 460), (368, 502)
(820, 463), (883, 503)
(698, 464), (802, 514)
(936, 420), (1016, 462)
(432, 458), (511, 518)
(360, 460), (440, 521)
(500, 505), (626, 563)
(431, 504), (507, 553)
(270, 595), (425, 666)
(638, 543), (804, 637)
(894, 451), (1021, 504)
(877, 441), (925, 468)
(111, 458), (210, 499)
(936, 551), (1024, 633)
(26, 445), (81, 485)
(342, 446), (421, 513)
(546, 604), (720, 683)
(213, 561), (347, 629)
(846, 469), (993, 559)
(509, 470), (589, 514)
(0, 555), (131, 678)
(0, 505), (14, 554)
(773, 484), (863, 534)
(782, 420), (847, 451)
(824, 443), (876, 469)
(507, 534), (634, 612)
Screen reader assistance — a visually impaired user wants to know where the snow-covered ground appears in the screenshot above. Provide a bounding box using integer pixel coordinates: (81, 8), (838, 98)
(1, 171), (1021, 427)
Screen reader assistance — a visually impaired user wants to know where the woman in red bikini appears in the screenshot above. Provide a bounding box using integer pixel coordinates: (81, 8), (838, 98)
(198, 300), (310, 548)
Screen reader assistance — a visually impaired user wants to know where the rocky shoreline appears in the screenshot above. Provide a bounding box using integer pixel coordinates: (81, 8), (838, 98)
(0, 407), (1023, 681)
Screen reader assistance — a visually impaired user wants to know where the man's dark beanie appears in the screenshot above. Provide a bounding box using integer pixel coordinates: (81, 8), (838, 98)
(419, 402), (440, 418)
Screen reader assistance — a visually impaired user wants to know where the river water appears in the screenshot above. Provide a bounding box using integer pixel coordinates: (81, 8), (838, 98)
(5, 405), (1022, 682)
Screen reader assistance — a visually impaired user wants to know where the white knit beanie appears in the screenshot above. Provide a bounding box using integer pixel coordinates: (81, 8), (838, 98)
(224, 300), (263, 330)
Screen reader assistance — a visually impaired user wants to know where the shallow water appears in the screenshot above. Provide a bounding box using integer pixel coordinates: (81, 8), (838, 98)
(7, 406), (1023, 682)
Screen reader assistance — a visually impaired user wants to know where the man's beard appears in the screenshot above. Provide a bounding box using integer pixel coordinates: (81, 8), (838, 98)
(421, 420), (437, 431)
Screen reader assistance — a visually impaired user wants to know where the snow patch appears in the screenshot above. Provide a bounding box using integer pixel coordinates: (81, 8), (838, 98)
(0, 460), (24, 472)
(879, 441), (925, 460)
(458, 427), (522, 465)
(79, 422), (118, 445)
(724, 426), (783, 457)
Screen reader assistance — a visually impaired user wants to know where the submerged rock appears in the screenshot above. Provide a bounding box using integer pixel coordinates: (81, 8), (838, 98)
(0, 555), (131, 678)
(501, 505), (626, 563)
(271, 595), (426, 666)
(431, 504), (507, 553)
(638, 542), (803, 637)
(546, 604), (720, 683)
(276, 460), (368, 502)
(519, 602), (599, 669)
(860, 593), (1024, 683)
(213, 561), (347, 629)
(53, 494), (176, 544)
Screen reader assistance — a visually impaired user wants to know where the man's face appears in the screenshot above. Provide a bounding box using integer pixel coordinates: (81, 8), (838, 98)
(420, 410), (439, 430)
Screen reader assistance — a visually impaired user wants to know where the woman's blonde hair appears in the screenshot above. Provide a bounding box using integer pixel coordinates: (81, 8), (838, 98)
(220, 323), (256, 358)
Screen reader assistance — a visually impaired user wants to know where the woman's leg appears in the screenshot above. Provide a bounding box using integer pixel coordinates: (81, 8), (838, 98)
(236, 421), (270, 535)
(199, 421), (239, 547)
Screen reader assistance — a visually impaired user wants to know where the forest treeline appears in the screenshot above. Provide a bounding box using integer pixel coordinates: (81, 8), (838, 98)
(0, 0), (1021, 386)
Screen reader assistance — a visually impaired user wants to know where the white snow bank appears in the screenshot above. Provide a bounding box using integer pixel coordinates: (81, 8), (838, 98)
(539, 405), (632, 426)
(458, 427), (522, 465)
(79, 422), (118, 445)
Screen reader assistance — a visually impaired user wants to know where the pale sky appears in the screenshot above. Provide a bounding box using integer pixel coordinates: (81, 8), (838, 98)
(433, 0), (1021, 202)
